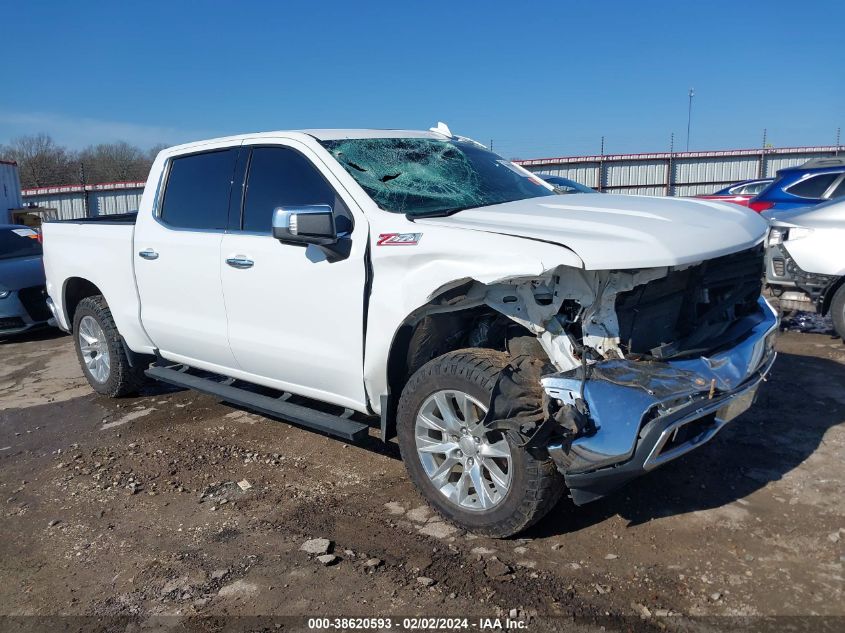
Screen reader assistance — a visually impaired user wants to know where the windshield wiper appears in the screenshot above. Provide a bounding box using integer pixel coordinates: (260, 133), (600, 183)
(405, 205), (474, 220)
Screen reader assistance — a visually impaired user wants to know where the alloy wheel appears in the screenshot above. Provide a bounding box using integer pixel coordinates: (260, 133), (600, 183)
(414, 390), (512, 511)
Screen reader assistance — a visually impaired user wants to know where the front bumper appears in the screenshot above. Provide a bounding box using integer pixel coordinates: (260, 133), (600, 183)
(0, 289), (50, 336)
(765, 243), (836, 310)
(541, 297), (778, 505)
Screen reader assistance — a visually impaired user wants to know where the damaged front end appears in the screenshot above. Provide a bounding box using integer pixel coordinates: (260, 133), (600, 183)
(541, 300), (777, 504)
(480, 244), (778, 505)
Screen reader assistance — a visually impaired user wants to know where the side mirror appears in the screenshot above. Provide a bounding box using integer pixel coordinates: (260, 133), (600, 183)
(272, 205), (336, 246)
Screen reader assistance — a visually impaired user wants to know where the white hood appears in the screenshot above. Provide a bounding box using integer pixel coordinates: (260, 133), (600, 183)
(415, 194), (768, 270)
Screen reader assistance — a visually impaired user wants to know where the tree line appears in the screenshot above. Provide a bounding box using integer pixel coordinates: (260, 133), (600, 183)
(0, 133), (165, 190)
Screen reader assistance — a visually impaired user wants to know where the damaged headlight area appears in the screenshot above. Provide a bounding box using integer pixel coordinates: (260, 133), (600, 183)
(399, 244), (774, 505)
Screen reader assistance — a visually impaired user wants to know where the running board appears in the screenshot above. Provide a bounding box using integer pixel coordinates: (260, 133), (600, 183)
(145, 365), (371, 442)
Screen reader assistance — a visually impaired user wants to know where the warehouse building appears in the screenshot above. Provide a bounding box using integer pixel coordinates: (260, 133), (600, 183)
(1, 160), (23, 224)
(516, 145), (842, 196)
(20, 181), (145, 221)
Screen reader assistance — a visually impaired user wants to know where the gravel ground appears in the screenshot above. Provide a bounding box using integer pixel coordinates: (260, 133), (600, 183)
(0, 326), (843, 632)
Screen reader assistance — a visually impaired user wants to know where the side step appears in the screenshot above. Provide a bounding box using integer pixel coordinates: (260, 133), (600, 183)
(145, 365), (371, 442)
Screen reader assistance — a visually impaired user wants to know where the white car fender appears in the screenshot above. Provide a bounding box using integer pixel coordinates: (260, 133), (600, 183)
(363, 220), (583, 414)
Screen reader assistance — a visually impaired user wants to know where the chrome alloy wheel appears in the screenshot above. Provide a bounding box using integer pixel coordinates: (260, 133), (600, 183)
(414, 390), (513, 511)
(78, 315), (111, 383)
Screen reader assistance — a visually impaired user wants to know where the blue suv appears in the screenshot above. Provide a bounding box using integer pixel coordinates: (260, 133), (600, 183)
(749, 157), (845, 212)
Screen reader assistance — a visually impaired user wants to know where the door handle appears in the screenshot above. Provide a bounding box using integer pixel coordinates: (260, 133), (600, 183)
(138, 249), (159, 260)
(226, 257), (254, 269)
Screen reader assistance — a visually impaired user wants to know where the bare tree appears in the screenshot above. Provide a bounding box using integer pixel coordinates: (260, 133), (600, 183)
(78, 141), (150, 183)
(1, 134), (165, 188)
(147, 143), (168, 161)
(0, 133), (77, 188)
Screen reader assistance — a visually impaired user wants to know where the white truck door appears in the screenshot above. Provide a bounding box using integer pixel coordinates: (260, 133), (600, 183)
(134, 145), (242, 371)
(220, 142), (369, 411)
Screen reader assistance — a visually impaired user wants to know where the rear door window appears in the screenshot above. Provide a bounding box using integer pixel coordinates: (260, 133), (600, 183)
(787, 173), (839, 199)
(828, 176), (845, 200)
(160, 149), (238, 230)
(241, 146), (347, 233)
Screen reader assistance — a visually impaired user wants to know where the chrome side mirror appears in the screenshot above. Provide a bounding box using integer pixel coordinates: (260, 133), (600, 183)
(272, 205), (336, 246)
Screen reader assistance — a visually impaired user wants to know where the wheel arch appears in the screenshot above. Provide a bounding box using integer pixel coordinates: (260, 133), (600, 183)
(381, 281), (545, 441)
(819, 276), (845, 315)
(63, 277), (105, 328)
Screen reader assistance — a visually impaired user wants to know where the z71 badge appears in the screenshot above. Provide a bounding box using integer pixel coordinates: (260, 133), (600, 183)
(377, 232), (422, 246)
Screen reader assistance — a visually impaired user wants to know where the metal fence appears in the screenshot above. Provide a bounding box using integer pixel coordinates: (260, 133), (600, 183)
(21, 181), (145, 220)
(516, 145), (843, 196)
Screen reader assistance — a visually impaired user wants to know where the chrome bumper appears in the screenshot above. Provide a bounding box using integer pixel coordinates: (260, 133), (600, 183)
(541, 297), (778, 505)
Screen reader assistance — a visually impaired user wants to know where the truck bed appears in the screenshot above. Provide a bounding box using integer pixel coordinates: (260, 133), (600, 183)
(42, 218), (154, 353)
(49, 212), (138, 225)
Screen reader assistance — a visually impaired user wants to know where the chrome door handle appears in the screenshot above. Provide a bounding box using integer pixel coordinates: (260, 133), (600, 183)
(138, 249), (159, 260)
(225, 257), (254, 269)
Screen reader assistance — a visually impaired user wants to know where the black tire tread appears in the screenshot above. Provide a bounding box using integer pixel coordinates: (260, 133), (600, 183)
(73, 295), (146, 398)
(397, 348), (564, 537)
(831, 284), (845, 341)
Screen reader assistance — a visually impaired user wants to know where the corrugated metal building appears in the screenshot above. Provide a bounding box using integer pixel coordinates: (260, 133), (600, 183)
(1, 160), (23, 224)
(21, 181), (145, 220)
(516, 145), (843, 196)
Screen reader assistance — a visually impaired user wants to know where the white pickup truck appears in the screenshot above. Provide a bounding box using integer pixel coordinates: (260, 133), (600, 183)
(43, 126), (777, 536)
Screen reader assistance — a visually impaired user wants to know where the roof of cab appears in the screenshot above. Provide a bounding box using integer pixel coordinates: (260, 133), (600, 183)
(162, 129), (446, 155)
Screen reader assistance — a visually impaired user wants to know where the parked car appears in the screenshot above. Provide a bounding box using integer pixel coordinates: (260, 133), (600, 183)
(43, 127), (776, 537)
(537, 174), (597, 193)
(0, 224), (51, 336)
(695, 178), (773, 207)
(765, 198), (845, 339)
(749, 157), (845, 212)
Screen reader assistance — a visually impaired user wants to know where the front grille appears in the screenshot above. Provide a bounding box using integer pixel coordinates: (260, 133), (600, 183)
(772, 257), (785, 277)
(616, 245), (764, 359)
(0, 316), (25, 330)
(18, 286), (51, 322)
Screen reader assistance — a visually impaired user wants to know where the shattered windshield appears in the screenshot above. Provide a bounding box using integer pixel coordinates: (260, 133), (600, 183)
(319, 138), (554, 217)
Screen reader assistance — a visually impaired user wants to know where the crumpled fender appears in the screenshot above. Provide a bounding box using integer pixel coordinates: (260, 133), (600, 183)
(364, 223), (583, 414)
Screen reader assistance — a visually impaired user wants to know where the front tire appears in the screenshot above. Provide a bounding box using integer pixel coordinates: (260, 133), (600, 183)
(73, 295), (147, 397)
(397, 349), (564, 537)
(831, 283), (845, 341)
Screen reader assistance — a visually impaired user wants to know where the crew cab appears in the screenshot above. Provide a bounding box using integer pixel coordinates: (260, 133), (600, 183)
(43, 126), (777, 536)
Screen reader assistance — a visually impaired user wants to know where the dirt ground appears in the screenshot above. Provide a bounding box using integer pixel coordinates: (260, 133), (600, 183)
(1, 325), (843, 632)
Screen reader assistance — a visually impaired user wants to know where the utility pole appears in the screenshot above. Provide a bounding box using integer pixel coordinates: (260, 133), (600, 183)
(598, 136), (605, 193)
(667, 133), (675, 197)
(490, 139), (494, 152)
(836, 128), (841, 155)
(686, 88), (695, 152)
(80, 161), (89, 218)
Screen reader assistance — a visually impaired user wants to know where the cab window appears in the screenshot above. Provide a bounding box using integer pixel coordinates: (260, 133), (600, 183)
(241, 146), (348, 234)
(160, 149), (238, 230)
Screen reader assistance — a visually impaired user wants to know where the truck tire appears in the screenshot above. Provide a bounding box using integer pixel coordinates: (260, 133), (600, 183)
(397, 349), (564, 537)
(831, 284), (845, 341)
(73, 295), (147, 397)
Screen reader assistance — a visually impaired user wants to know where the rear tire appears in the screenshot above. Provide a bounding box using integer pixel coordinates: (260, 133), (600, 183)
(397, 349), (564, 537)
(73, 295), (147, 397)
(831, 283), (845, 341)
